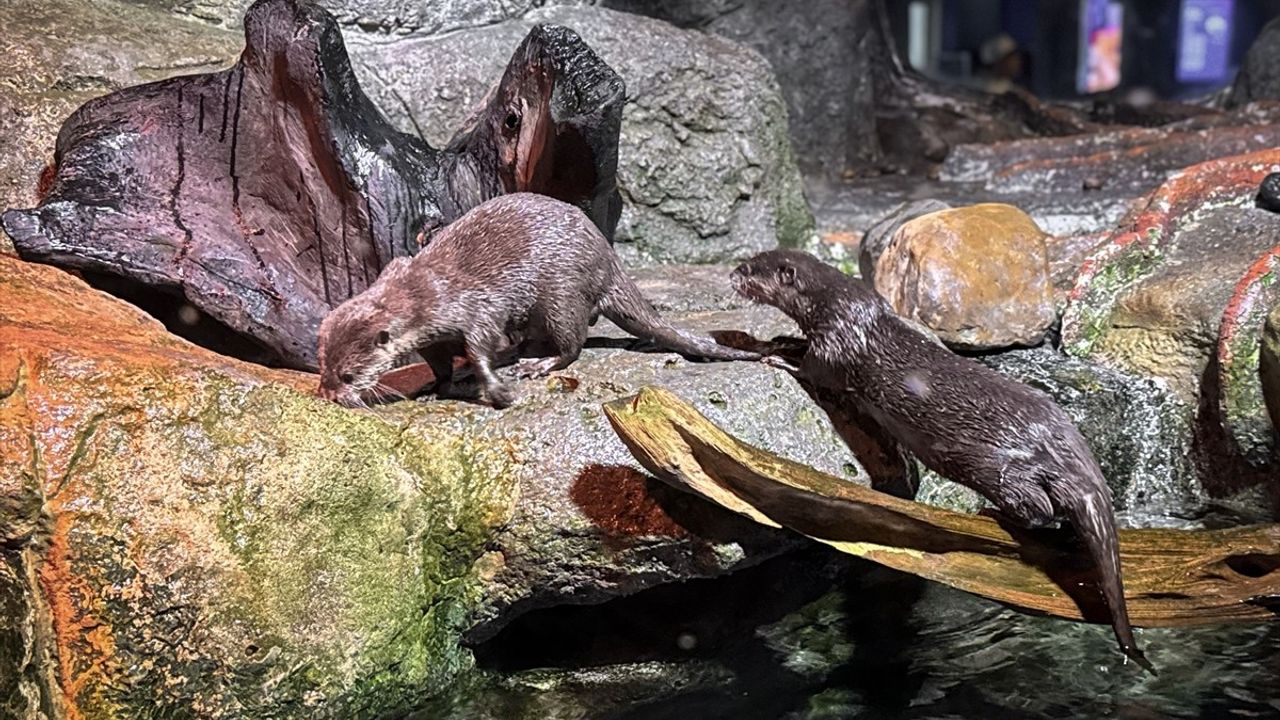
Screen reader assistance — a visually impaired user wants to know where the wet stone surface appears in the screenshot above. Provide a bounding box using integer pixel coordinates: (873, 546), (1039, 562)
(1090, 205), (1280, 404)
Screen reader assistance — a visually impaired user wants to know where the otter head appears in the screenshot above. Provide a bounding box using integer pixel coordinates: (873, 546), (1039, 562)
(731, 250), (839, 321)
(316, 259), (424, 407)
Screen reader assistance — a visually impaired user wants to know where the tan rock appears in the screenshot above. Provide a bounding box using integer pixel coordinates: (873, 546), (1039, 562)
(873, 203), (1055, 350)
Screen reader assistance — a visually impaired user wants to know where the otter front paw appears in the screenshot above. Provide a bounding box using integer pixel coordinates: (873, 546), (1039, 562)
(761, 354), (801, 373)
(484, 383), (518, 409)
(513, 357), (559, 380)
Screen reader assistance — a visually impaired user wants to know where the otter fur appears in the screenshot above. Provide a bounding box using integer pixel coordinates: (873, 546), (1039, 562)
(731, 249), (1153, 673)
(317, 192), (757, 408)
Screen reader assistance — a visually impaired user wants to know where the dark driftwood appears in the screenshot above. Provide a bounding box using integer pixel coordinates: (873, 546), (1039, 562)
(1, 0), (623, 370)
(603, 386), (1280, 628)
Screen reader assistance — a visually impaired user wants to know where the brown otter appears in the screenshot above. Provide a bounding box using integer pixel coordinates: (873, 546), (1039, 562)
(317, 192), (757, 408)
(731, 249), (1154, 674)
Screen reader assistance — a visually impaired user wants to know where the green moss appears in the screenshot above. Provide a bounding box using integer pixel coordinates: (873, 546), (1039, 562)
(65, 377), (515, 719)
(1065, 244), (1165, 357)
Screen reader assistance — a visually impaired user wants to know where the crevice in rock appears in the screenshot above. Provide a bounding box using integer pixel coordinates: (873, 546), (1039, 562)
(76, 269), (289, 368)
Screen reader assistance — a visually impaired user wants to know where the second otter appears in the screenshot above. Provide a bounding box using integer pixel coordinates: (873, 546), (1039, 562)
(317, 193), (757, 408)
(731, 249), (1153, 674)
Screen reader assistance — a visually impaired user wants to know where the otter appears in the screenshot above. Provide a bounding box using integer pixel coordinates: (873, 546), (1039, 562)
(731, 249), (1153, 674)
(317, 192), (757, 408)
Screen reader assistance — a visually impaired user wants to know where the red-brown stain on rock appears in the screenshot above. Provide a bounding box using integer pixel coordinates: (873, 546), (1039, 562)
(571, 464), (690, 544)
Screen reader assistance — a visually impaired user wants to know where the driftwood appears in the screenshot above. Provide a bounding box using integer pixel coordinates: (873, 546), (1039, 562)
(1, 0), (623, 370)
(603, 386), (1280, 628)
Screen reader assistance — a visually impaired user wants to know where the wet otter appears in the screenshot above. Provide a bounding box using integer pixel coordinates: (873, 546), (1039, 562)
(317, 192), (757, 408)
(731, 249), (1153, 673)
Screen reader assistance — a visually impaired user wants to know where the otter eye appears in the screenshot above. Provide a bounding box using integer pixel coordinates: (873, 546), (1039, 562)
(340, 372), (354, 384)
(779, 266), (796, 285)
(503, 112), (520, 131)
(377, 330), (390, 345)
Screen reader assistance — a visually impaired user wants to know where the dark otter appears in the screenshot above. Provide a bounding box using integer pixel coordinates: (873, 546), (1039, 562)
(317, 192), (757, 408)
(731, 249), (1153, 673)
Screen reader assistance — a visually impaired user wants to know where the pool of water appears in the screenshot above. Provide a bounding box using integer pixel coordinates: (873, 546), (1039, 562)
(434, 547), (1279, 720)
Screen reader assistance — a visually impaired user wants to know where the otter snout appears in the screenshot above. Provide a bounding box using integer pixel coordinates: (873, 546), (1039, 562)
(316, 376), (363, 408)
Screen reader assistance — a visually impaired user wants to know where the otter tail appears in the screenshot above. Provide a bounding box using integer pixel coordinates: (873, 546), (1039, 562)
(1058, 474), (1156, 675)
(599, 270), (759, 362)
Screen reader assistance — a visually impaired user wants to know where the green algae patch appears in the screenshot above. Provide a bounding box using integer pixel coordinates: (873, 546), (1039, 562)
(24, 368), (514, 719)
(1063, 243), (1165, 358)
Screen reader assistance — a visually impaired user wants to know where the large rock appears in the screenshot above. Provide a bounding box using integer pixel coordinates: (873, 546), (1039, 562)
(873, 203), (1055, 350)
(1060, 150), (1280, 487)
(0, 255), (515, 718)
(137, 0), (585, 32)
(1228, 17), (1280, 107)
(0, 0), (240, 252)
(1085, 208), (1280, 405)
(1264, 302), (1280, 440)
(603, 0), (877, 179)
(0, 253), (867, 718)
(347, 5), (814, 265)
(857, 199), (951, 284)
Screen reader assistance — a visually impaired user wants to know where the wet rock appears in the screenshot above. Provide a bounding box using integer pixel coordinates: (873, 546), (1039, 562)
(872, 203), (1055, 351)
(603, 0), (877, 178)
(139, 0), (586, 33)
(1263, 302), (1280, 439)
(0, 253), (863, 716)
(0, 254), (516, 718)
(1060, 148), (1280, 362)
(0, 0), (240, 251)
(857, 199), (951, 285)
(1061, 149), (1280, 493)
(1227, 17), (1280, 107)
(348, 5), (814, 265)
(0, 551), (57, 720)
(1214, 247), (1280, 469)
(1084, 208), (1280, 405)
(941, 120), (1280, 198)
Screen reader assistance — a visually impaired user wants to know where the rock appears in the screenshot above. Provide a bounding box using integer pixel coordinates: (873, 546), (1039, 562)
(941, 122), (1280, 197)
(603, 0), (878, 178)
(988, 348), (1199, 521)
(0, 254), (514, 718)
(1061, 149), (1280, 493)
(1263, 302), (1280, 439)
(4, 0), (625, 371)
(857, 199), (951, 284)
(0, 253), (866, 717)
(1061, 148), (1280, 361)
(1082, 209), (1280, 406)
(347, 5), (814, 265)
(139, 0), (587, 33)
(872, 203), (1055, 350)
(1214, 246), (1280, 468)
(1227, 17), (1280, 107)
(0, 0), (241, 252)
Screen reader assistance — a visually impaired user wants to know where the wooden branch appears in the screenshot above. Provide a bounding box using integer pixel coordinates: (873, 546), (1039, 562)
(603, 386), (1280, 628)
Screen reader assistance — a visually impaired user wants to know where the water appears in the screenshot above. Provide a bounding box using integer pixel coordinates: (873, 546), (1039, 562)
(441, 547), (1280, 720)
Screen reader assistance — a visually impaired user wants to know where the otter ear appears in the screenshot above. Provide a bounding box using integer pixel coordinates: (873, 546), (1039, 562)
(377, 330), (391, 345)
(779, 265), (796, 286)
